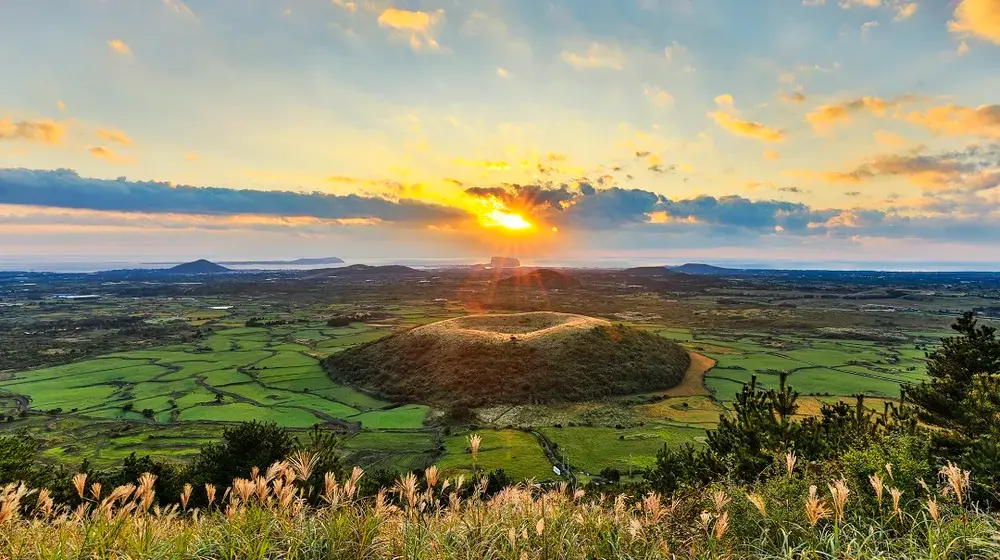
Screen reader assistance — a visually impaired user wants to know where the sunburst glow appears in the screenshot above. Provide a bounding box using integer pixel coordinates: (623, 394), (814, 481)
(482, 209), (533, 230)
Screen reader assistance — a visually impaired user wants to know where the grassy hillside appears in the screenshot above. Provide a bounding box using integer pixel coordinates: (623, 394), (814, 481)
(325, 313), (690, 407)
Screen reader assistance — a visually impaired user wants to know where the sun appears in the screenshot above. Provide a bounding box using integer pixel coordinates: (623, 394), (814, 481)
(482, 209), (533, 230)
(475, 198), (534, 230)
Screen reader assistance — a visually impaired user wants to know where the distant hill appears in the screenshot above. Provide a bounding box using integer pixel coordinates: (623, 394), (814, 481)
(496, 269), (582, 289)
(167, 259), (231, 274)
(220, 257), (344, 266)
(625, 266), (689, 277)
(670, 263), (740, 275)
(490, 257), (520, 268)
(305, 264), (421, 279)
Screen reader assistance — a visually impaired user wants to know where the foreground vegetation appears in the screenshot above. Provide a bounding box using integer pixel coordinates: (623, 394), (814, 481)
(1, 454), (997, 559)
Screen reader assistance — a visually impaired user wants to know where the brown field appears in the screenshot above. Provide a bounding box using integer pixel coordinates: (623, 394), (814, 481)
(659, 351), (715, 397)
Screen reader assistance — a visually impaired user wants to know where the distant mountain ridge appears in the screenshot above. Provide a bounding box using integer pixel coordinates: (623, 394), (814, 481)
(167, 259), (231, 274)
(304, 264), (423, 279)
(669, 263), (740, 275)
(624, 266), (688, 277)
(219, 257), (344, 266)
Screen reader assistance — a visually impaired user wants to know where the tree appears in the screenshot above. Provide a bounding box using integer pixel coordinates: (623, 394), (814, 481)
(99, 453), (184, 506)
(907, 312), (1000, 429)
(0, 434), (37, 484)
(647, 374), (912, 492)
(187, 421), (296, 488)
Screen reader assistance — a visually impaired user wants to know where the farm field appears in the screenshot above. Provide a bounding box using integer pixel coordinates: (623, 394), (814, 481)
(0, 269), (957, 482)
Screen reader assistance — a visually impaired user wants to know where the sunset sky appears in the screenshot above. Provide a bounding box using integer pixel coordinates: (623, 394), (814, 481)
(1, 0), (999, 267)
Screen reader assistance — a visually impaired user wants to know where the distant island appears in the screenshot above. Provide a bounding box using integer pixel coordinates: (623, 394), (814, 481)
(218, 257), (345, 266)
(166, 259), (231, 274)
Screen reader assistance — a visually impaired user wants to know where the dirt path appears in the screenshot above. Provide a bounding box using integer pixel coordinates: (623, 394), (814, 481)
(660, 351), (715, 397)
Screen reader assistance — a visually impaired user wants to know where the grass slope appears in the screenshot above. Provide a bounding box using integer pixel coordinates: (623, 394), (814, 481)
(326, 312), (691, 407)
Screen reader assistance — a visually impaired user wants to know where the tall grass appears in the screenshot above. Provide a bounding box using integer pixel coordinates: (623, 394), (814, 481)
(1, 460), (998, 559)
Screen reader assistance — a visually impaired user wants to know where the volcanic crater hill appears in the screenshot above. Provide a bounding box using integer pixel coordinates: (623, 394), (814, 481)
(495, 269), (582, 290)
(324, 312), (691, 407)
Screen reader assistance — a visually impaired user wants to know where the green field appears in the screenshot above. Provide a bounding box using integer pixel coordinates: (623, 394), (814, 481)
(0, 303), (934, 480)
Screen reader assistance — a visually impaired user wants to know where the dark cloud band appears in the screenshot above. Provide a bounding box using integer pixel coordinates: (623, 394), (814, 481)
(0, 168), (468, 224)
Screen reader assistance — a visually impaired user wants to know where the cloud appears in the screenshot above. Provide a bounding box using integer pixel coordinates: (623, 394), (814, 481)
(88, 147), (132, 163)
(837, 0), (918, 20)
(957, 40), (971, 55)
(377, 8), (444, 51)
(0, 168), (469, 225)
(163, 0), (196, 18)
(861, 20), (879, 37)
(644, 86), (674, 108)
(808, 144), (1000, 191)
(107, 39), (132, 56)
(764, 150), (781, 161)
(97, 129), (133, 146)
(0, 119), (65, 144)
(663, 41), (687, 60)
(894, 2), (918, 20)
(184, 153), (199, 161)
(561, 42), (625, 70)
(496, 67), (511, 78)
(806, 94), (917, 133)
(906, 104), (1000, 139)
(332, 0), (358, 12)
(57, 101), (66, 112)
(709, 111), (786, 142)
(781, 90), (807, 104)
(874, 130), (907, 146)
(949, 0), (1000, 46)
(714, 94), (734, 107)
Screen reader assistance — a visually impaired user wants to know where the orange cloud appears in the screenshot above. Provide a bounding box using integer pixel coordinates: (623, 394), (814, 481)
(97, 129), (133, 146)
(709, 111), (786, 142)
(108, 39), (132, 56)
(806, 95), (917, 133)
(764, 150), (781, 161)
(805, 152), (973, 190)
(377, 8), (444, 51)
(89, 146), (132, 163)
(332, 0), (357, 12)
(907, 104), (1000, 139)
(874, 130), (907, 147)
(781, 90), (806, 104)
(561, 42), (625, 70)
(714, 94), (734, 106)
(0, 118), (65, 143)
(949, 0), (1000, 46)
